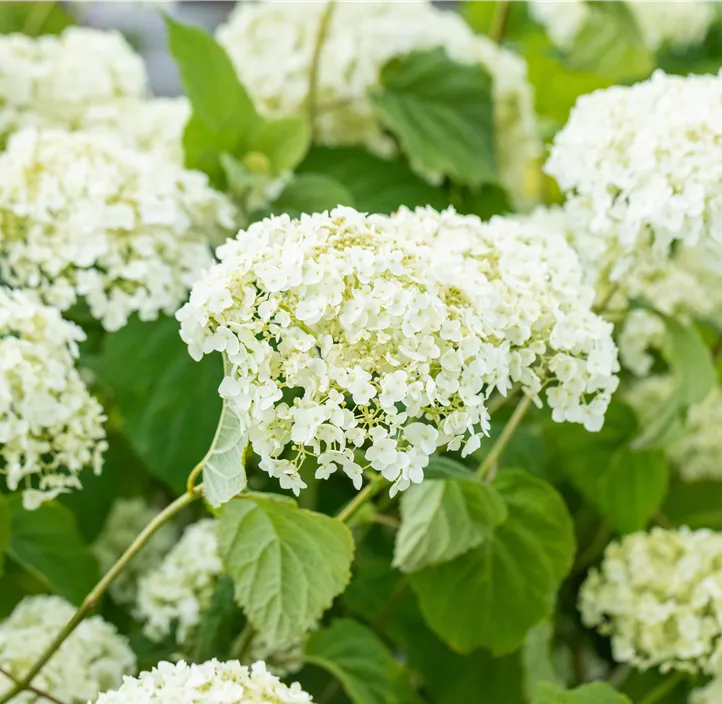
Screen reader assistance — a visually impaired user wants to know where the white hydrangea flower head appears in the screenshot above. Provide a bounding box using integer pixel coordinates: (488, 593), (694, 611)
(0, 595), (136, 704)
(95, 659), (312, 704)
(79, 96), (190, 163)
(0, 128), (236, 331)
(0, 27), (147, 141)
(217, 0), (540, 207)
(627, 376), (722, 483)
(546, 71), (722, 291)
(529, 0), (714, 52)
(0, 286), (106, 509)
(92, 497), (180, 606)
(178, 206), (618, 497)
(135, 519), (222, 644)
(579, 527), (722, 675)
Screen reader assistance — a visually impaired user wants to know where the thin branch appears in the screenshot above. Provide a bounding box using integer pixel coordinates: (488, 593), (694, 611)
(307, 1), (337, 134)
(489, 1), (512, 44)
(637, 671), (685, 704)
(335, 474), (386, 523)
(231, 623), (256, 662)
(0, 668), (67, 704)
(477, 395), (532, 480)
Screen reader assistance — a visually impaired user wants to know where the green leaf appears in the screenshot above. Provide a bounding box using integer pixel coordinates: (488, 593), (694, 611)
(96, 316), (222, 495)
(192, 575), (244, 662)
(533, 682), (631, 704)
(663, 477), (722, 530)
(7, 497), (98, 604)
(249, 116), (311, 174)
(218, 496), (354, 647)
(298, 147), (449, 214)
(306, 618), (413, 704)
(203, 400), (248, 509)
(566, 2), (653, 82)
(0, 494), (10, 579)
(267, 173), (354, 218)
(423, 456), (476, 481)
(410, 471), (575, 654)
(165, 16), (260, 186)
(0, 2), (73, 36)
(523, 621), (563, 699)
(393, 478), (507, 573)
(665, 318), (716, 406)
(371, 48), (496, 186)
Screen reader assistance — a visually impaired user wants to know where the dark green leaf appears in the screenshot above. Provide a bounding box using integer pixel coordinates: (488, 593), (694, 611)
(663, 477), (722, 530)
(298, 147), (449, 213)
(393, 478), (506, 573)
(306, 618), (413, 704)
(371, 48), (496, 186)
(96, 316), (222, 494)
(523, 621), (563, 698)
(165, 16), (260, 185)
(0, 494), (10, 579)
(410, 471), (575, 654)
(218, 496), (354, 647)
(7, 497), (98, 604)
(533, 681), (631, 704)
(267, 173), (354, 218)
(192, 575), (244, 662)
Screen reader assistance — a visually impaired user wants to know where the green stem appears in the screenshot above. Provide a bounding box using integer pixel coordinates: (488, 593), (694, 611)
(307, 0), (336, 134)
(489, 0), (512, 44)
(231, 623), (256, 662)
(477, 395), (532, 479)
(0, 667), (66, 704)
(0, 488), (202, 704)
(335, 474), (386, 523)
(637, 671), (685, 704)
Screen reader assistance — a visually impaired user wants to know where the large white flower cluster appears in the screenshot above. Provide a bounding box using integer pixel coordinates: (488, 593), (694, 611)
(178, 206), (618, 496)
(0, 595), (136, 704)
(0, 128), (236, 331)
(627, 376), (722, 483)
(579, 527), (722, 674)
(529, 0), (714, 52)
(95, 659), (312, 704)
(546, 71), (722, 291)
(135, 519), (222, 644)
(0, 287), (106, 509)
(0, 27), (146, 140)
(93, 497), (180, 607)
(217, 0), (540, 206)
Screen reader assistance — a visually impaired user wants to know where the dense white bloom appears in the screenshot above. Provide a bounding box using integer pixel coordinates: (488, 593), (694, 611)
(529, 0), (714, 52)
(135, 519), (222, 644)
(546, 71), (722, 292)
(92, 497), (179, 606)
(178, 206), (618, 496)
(0, 27), (146, 141)
(95, 659), (312, 704)
(0, 595), (136, 704)
(217, 0), (540, 206)
(627, 376), (722, 483)
(579, 527), (722, 674)
(0, 287), (106, 509)
(0, 128), (236, 331)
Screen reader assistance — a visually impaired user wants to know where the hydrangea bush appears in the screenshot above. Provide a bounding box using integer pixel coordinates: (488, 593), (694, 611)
(2, 2), (722, 704)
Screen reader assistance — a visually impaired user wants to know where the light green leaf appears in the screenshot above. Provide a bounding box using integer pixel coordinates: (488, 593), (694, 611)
(298, 147), (449, 214)
(192, 575), (244, 662)
(371, 48), (496, 186)
(566, 2), (653, 81)
(218, 496), (354, 647)
(267, 173), (354, 218)
(665, 318), (716, 406)
(533, 681), (631, 704)
(7, 497), (98, 604)
(165, 16), (260, 185)
(305, 618), (413, 704)
(422, 456), (476, 481)
(0, 2), (73, 36)
(523, 621), (563, 699)
(95, 316), (222, 494)
(249, 116), (311, 174)
(393, 478), (507, 573)
(0, 494), (10, 579)
(410, 471), (575, 654)
(203, 398), (248, 509)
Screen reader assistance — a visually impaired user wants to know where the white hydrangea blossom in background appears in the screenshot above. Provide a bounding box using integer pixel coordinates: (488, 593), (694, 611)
(92, 497), (180, 607)
(95, 659), (312, 704)
(0, 287), (106, 510)
(692, 676), (722, 704)
(217, 0), (540, 207)
(0, 27), (146, 140)
(627, 376), (722, 483)
(579, 527), (722, 675)
(135, 519), (222, 644)
(546, 71), (722, 291)
(0, 595), (136, 704)
(0, 128), (236, 331)
(178, 206), (618, 497)
(529, 0), (714, 52)
(248, 635), (306, 678)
